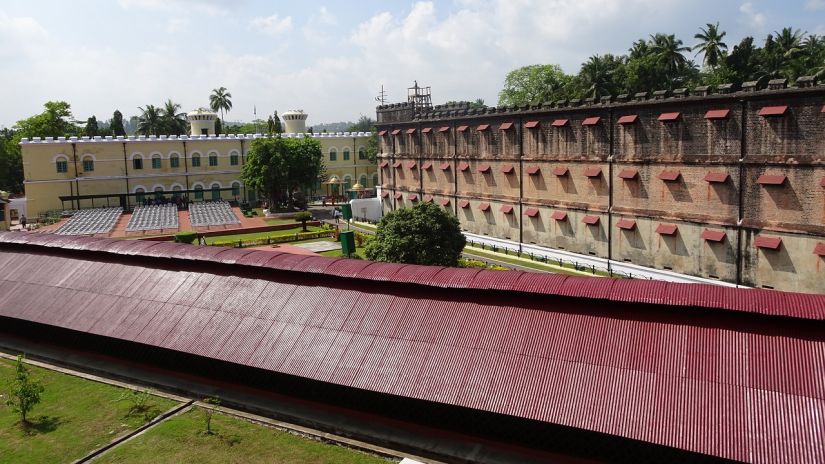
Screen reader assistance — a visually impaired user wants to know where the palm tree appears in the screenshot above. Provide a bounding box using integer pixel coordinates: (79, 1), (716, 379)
(650, 33), (691, 74)
(161, 99), (187, 135)
(137, 105), (163, 136)
(579, 54), (620, 98)
(693, 22), (728, 69)
(209, 87), (232, 124)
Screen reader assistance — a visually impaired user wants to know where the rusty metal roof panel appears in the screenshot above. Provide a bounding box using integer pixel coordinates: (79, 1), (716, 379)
(314, 330), (355, 383)
(286, 255), (340, 274)
(213, 248), (257, 264)
(250, 280), (299, 320)
(350, 262), (400, 281)
(431, 267), (482, 288)
(263, 253), (317, 272)
(610, 279), (669, 304)
(139, 241), (192, 259)
(385, 263), (445, 285)
(467, 269), (524, 291)
(192, 274), (241, 311)
(324, 259), (374, 279)
(218, 315), (275, 366)
(218, 277), (269, 315)
(234, 250), (285, 266)
(513, 272), (568, 295)
(134, 303), (189, 347)
(558, 275), (615, 300)
(162, 307), (217, 353)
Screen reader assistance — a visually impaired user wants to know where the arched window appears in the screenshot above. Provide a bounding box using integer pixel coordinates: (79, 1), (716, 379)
(170, 153), (180, 168)
(231, 182), (241, 197)
(152, 154), (162, 169)
(135, 188), (145, 204)
(194, 185), (204, 200)
(172, 185), (182, 199)
(358, 147), (366, 160)
(82, 156), (94, 172)
(372, 174), (379, 187)
(329, 148), (337, 162)
(343, 176), (352, 191)
(191, 154), (201, 167)
(359, 175), (367, 187)
(343, 148), (350, 161)
(208, 154), (218, 166)
(56, 157), (69, 173)
(230, 152), (239, 166)
(154, 186), (164, 200)
(211, 183), (221, 200)
(132, 155), (143, 170)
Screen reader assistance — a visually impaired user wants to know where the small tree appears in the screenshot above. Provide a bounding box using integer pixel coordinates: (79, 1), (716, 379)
(5, 354), (45, 425)
(365, 202), (466, 266)
(202, 396), (221, 435)
(294, 211), (312, 232)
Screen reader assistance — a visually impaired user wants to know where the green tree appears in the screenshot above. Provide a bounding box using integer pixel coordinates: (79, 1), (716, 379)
(214, 118), (222, 135)
(365, 132), (379, 164)
(4, 354), (45, 425)
(0, 131), (23, 193)
(693, 22), (728, 69)
(209, 86), (232, 125)
(577, 54), (625, 98)
(111, 110), (126, 136)
(137, 105), (163, 136)
(266, 116), (275, 135)
(161, 99), (187, 135)
(294, 211), (312, 231)
(347, 115), (375, 133)
(272, 111), (282, 134)
(241, 136), (323, 209)
(85, 116), (99, 137)
(649, 33), (691, 75)
(14, 101), (78, 139)
(365, 202), (466, 267)
(201, 396), (220, 435)
(497, 64), (573, 106)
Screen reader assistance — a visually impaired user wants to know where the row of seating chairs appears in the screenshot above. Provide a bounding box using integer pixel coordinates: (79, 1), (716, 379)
(55, 207), (123, 235)
(189, 201), (241, 227)
(126, 204), (179, 231)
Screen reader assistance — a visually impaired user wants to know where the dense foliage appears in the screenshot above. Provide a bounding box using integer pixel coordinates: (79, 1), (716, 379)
(241, 136), (324, 210)
(498, 25), (825, 106)
(365, 202), (466, 267)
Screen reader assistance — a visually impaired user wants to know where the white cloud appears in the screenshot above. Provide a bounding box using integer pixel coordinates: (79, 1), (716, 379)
(302, 7), (337, 44)
(250, 14), (293, 36)
(118, 0), (232, 16)
(165, 18), (190, 34)
(740, 2), (767, 29)
(805, 0), (825, 10)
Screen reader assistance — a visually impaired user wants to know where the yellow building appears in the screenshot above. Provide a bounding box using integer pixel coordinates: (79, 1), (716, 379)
(21, 109), (376, 219)
(0, 192), (9, 230)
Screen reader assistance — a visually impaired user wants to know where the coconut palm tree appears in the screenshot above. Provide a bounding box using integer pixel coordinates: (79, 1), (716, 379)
(137, 105), (163, 136)
(161, 99), (187, 135)
(649, 33), (691, 75)
(693, 22), (728, 69)
(209, 87), (233, 124)
(579, 54), (621, 98)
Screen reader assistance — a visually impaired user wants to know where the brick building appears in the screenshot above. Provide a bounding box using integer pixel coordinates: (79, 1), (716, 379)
(376, 80), (825, 294)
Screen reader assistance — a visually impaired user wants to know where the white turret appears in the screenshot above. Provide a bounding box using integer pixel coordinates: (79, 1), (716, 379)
(187, 108), (218, 136)
(282, 109), (308, 134)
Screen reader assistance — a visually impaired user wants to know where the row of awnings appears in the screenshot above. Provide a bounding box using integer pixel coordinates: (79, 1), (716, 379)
(378, 104), (822, 135)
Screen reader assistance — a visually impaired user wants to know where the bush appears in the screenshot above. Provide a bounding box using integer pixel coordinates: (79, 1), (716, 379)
(174, 231), (198, 244)
(294, 211), (313, 231)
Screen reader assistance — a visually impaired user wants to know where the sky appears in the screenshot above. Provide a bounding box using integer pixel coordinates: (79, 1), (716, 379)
(1, 0), (824, 129)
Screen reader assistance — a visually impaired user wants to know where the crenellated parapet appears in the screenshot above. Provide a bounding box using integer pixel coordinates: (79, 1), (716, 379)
(19, 132), (373, 145)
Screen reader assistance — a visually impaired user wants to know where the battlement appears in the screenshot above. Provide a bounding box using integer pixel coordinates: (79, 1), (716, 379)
(19, 132), (374, 145)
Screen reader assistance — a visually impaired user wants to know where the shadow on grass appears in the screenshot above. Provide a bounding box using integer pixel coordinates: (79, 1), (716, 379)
(196, 430), (242, 447)
(21, 415), (65, 435)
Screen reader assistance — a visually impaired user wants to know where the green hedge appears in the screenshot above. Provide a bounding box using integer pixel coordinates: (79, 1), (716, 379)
(174, 231), (198, 244)
(211, 230), (335, 248)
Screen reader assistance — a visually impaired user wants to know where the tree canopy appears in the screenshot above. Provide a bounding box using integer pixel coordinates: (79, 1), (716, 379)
(498, 64), (573, 106)
(209, 86), (232, 123)
(365, 202), (466, 267)
(14, 101), (78, 139)
(241, 136), (323, 209)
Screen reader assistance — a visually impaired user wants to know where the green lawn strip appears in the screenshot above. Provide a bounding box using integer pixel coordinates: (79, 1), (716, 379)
(204, 226), (322, 245)
(463, 246), (607, 277)
(351, 222), (377, 232)
(264, 218), (301, 226)
(96, 407), (392, 464)
(0, 358), (179, 464)
(318, 246), (368, 259)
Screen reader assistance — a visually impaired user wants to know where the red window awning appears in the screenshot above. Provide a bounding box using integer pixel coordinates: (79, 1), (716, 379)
(457, 162), (469, 171)
(526, 166), (540, 175)
(500, 205), (514, 214)
(704, 172), (729, 183)
(553, 166), (569, 176)
(821, 105), (825, 113)
(422, 127), (432, 134)
(525, 121), (540, 128)
(550, 210), (567, 221)
(394, 192), (403, 200)
(406, 128), (416, 134)
(759, 105), (788, 117)
(391, 129), (401, 135)
(755, 235), (782, 250)
(616, 218), (636, 230)
(438, 126), (451, 132)
(477, 162), (491, 173)
(479, 202), (491, 211)
(701, 229), (726, 242)
(582, 116), (601, 126)
(421, 161), (433, 170)
(658, 170), (681, 181)
(656, 223), (678, 235)
(618, 168), (638, 180)
(814, 242), (825, 256)
(408, 194), (418, 202)
(393, 161), (402, 168)
(440, 198), (451, 206)
(500, 164), (514, 174)
(381, 191), (389, 198)
(617, 115), (638, 125)
(821, 177), (825, 187)
(457, 125), (468, 132)
(423, 194), (433, 203)
(406, 161), (417, 169)
(378, 130), (388, 136)
(582, 215), (600, 225)
(584, 167), (602, 178)
(458, 199), (470, 208)
(477, 124), (490, 131)
(524, 207), (539, 217)
(551, 119), (569, 127)
(379, 160), (389, 168)
(705, 109), (730, 120)
(758, 174), (786, 185)
(499, 122), (513, 130)
(440, 162), (451, 170)
(658, 112), (681, 121)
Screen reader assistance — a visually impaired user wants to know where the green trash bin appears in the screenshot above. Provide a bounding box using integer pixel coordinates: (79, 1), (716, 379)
(341, 203), (353, 221)
(339, 230), (356, 257)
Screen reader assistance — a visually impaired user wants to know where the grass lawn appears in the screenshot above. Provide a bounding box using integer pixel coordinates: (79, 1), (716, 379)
(318, 245), (368, 259)
(352, 222), (377, 232)
(97, 408), (393, 464)
(0, 357), (179, 464)
(264, 218), (302, 226)
(205, 226), (323, 245)
(463, 246), (612, 277)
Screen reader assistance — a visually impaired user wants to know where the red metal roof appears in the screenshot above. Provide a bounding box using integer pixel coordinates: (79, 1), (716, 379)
(658, 112), (681, 121)
(582, 116), (601, 126)
(658, 170), (681, 181)
(584, 167), (602, 178)
(550, 211), (567, 221)
(617, 115), (637, 124)
(478, 202), (490, 212)
(422, 127), (432, 134)
(552, 166), (568, 176)
(500, 164), (514, 174)
(421, 161), (432, 170)
(656, 223), (678, 235)
(701, 229), (726, 242)
(4, 233), (825, 463)
(406, 128), (416, 134)
(499, 122), (513, 130)
(704, 172), (729, 183)
(458, 199), (470, 208)
(456, 125), (468, 132)
(551, 119), (569, 127)
(477, 124), (490, 131)
(391, 129), (401, 135)
(705, 109), (730, 119)
(439, 198), (450, 206)
(499, 205), (513, 214)
(616, 218), (636, 230)
(815, 242), (825, 256)
(758, 174), (786, 185)
(582, 215), (600, 225)
(378, 130), (387, 136)
(457, 162), (469, 172)
(524, 207), (539, 217)
(439, 162), (450, 170)
(477, 163), (491, 173)
(526, 166), (540, 175)
(438, 126), (450, 133)
(618, 168), (638, 180)
(759, 105), (788, 117)
(754, 235), (782, 250)
(406, 161), (417, 169)
(524, 121), (540, 128)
